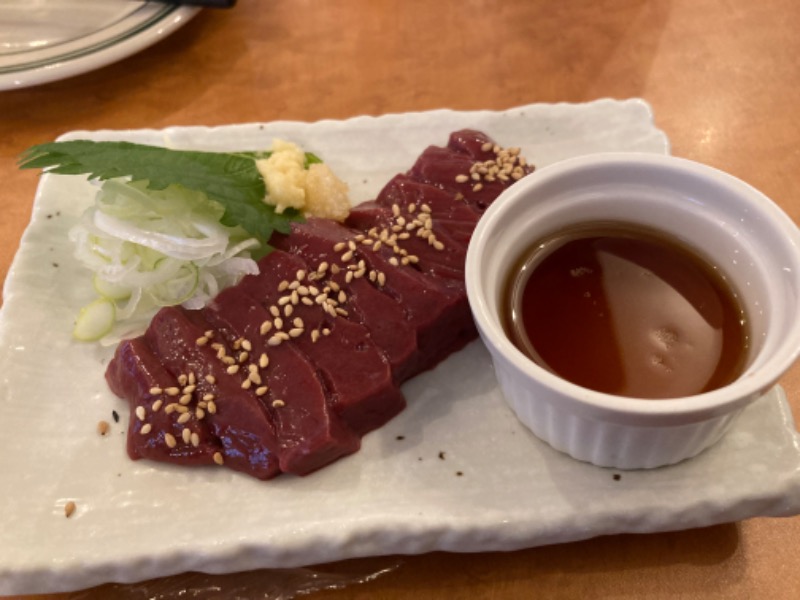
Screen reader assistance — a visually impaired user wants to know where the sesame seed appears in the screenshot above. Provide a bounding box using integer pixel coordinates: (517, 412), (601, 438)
(152, 399), (163, 412)
(333, 241), (346, 252)
(330, 264), (340, 274)
(341, 250), (354, 262)
(165, 387), (180, 396)
(278, 295), (292, 306)
(202, 393), (215, 402)
(392, 204), (401, 217)
(165, 403), (177, 415)
(205, 374), (216, 384)
(278, 280), (290, 292)
(208, 400), (218, 413)
(255, 386), (268, 396)
(377, 272), (386, 287)
(64, 501), (76, 518)
(269, 305), (280, 317)
(274, 317), (283, 330)
(177, 412), (192, 424)
(149, 386), (163, 395)
(260, 321), (272, 335)
(433, 240), (445, 251)
(248, 372), (262, 385)
(455, 174), (469, 183)
(318, 261), (329, 273)
(165, 433), (177, 448)
(241, 379), (252, 390)
(196, 336), (209, 346)
(272, 399), (285, 408)
(296, 269), (306, 281)
(284, 304), (294, 317)
(289, 328), (304, 338)
(322, 328), (331, 336)
(204, 330), (215, 339)
(267, 335), (283, 347)
(221, 356), (235, 365)
(182, 384), (196, 394)
(195, 408), (205, 420)
(135, 406), (146, 421)
(179, 394), (192, 406)
(226, 365), (240, 375)
(175, 405), (189, 414)
(182, 428), (191, 444)
(213, 452), (224, 465)
(302, 297), (314, 306)
(140, 423), (152, 435)
(311, 330), (320, 343)
(178, 374), (188, 386)
(239, 351), (249, 363)
(191, 433), (200, 447)
(389, 257), (399, 266)
(259, 353), (269, 368)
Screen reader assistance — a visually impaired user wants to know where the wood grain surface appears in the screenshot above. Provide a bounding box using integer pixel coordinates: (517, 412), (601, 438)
(2, 1), (799, 598)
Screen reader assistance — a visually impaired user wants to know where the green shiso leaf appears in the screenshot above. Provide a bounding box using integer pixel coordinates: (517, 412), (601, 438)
(18, 140), (307, 255)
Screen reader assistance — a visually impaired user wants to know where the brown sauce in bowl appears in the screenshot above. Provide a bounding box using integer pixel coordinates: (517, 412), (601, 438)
(504, 223), (749, 399)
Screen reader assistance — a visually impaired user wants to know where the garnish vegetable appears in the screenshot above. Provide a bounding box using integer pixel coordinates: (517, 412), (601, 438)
(18, 139), (338, 343)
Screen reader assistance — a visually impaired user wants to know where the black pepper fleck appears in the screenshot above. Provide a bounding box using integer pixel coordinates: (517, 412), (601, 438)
(396, 435), (405, 441)
(112, 410), (120, 423)
(438, 451), (446, 460)
(456, 471), (463, 477)
(613, 473), (621, 481)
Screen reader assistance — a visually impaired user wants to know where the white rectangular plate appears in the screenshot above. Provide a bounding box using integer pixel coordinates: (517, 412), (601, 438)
(3, 100), (800, 595)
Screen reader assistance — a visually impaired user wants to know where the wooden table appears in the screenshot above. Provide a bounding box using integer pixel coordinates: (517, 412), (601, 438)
(2, 1), (800, 598)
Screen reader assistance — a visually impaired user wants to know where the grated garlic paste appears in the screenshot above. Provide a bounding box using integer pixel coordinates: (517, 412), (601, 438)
(255, 139), (351, 222)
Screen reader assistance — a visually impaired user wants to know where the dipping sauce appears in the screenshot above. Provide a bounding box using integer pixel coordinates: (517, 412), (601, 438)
(504, 223), (749, 399)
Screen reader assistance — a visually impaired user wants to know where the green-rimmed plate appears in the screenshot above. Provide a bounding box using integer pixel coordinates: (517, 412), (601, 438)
(0, 0), (199, 91)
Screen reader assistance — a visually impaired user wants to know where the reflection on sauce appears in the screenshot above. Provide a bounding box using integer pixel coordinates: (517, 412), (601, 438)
(504, 223), (749, 399)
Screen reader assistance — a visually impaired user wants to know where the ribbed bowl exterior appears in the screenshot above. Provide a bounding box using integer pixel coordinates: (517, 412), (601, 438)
(492, 355), (741, 470)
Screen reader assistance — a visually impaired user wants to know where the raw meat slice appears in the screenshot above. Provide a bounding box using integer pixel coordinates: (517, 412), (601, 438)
(278, 218), (475, 377)
(203, 286), (361, 475)
(236, 249), (406, 436)
(106, 337), (221, 467)
(143, 307), (282, 480)
(345, 200), (467, 281)
(270, 228), (419, 383)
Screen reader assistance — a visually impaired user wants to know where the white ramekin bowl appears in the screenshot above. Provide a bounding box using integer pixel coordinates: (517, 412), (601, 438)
(465, 152), (800, 469)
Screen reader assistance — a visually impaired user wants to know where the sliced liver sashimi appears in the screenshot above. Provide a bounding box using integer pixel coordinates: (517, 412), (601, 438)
(203, 286), (361, 475)
(446, 129), (500, 160)
(408, 130), (533, 214)
(345, 200), (467, 281)
(105, 129), (535, 481)
(278, 218), (476, 379)
(374, 173), (481, 247)
(106, 337), (222, 467)
(271, 227), (419, 383)
(236, 249), (406, 436)
(143, 307), (282, 480)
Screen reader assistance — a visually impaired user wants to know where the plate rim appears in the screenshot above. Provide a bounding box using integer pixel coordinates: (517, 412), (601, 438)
(0, 3), (200, 91)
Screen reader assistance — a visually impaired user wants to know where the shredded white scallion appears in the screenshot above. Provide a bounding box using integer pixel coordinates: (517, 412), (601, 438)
(70, 179), (261, 344)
